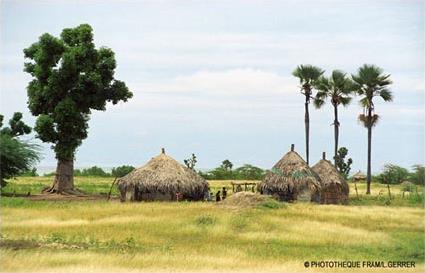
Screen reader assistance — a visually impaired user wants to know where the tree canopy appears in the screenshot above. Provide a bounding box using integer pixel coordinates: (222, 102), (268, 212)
(24, 24), (133, 162)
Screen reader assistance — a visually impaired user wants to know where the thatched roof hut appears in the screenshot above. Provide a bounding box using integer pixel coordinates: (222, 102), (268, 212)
(311, 152), (349, 204)
(117, 149), (209, 202)
(352, 170), (366, 182)
(258, 144), (321, 202)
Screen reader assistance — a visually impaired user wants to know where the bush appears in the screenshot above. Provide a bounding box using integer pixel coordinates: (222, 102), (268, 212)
(0, 134), (40, 187)
(0, 113), (39, 187)
(376, 164), (409, 184)
(409, 165), (424, 185)
(111, 165), (135, 178)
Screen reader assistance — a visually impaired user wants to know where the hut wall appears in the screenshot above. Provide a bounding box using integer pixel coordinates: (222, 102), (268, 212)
(141, 192), (173, 201)
(320, 184), (348, 204)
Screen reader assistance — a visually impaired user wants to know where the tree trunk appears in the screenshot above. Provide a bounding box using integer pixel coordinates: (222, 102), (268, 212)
(333, 104), (339, 166)
(43, 159), (79, 194)
(366, 108), (372, 195)
(305, 97), (310, 165)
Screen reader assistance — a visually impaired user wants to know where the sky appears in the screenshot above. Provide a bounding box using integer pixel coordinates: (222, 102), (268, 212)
(0, 0), (424, 173)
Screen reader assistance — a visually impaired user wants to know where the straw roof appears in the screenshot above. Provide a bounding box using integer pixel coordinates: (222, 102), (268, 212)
(311, 154), (349, 204)
(258, 144), (321, 202)
(117, 149), (208, 200)
(352, 170), (366, 180)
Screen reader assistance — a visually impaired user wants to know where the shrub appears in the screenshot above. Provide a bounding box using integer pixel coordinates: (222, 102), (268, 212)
(0, 113), (40, 187)
(409, 165), (424, 185)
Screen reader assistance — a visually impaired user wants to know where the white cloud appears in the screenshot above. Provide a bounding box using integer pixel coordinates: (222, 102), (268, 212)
(135, 69), (297, 96)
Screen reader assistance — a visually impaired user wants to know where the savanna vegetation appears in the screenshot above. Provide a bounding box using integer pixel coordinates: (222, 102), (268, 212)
(1, 177), (424, 272)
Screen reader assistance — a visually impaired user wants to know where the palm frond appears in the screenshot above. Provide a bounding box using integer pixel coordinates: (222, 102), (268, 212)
(339, 96), (352, 106)
(313, 98), (325, 109)
(358, 113), (380, 128)
(292, 64), (324, 84)
(379, 89), (393, 102)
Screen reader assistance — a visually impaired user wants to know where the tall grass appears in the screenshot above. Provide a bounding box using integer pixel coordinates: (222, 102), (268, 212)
(1, 177), (424, 272)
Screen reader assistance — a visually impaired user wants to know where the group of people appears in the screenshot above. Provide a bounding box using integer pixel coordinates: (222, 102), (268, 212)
(205, 187), (227, 202)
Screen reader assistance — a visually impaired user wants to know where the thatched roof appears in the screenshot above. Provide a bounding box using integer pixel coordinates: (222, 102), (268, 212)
(352, 170), (366, 180)
(258, 144), (321, 202)
(311, 153), (349, 196)
(118, 149), (208, 198)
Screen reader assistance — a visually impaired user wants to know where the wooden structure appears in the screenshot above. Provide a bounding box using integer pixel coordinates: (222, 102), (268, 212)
(231, 181), (258, 193)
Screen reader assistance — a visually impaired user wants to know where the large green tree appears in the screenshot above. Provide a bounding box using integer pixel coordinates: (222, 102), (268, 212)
(24, 24), (133, 194)
(0, 113), (40, 188)
(314, 70), (355, 165)
(352, 64), (392, 194)
(292, 65), (324, 165)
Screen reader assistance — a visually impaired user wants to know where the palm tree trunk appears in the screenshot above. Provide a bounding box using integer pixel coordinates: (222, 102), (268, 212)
(305, 97), (310, 165)
(366, 108), (372, 195)
(333, 104), (339, 166)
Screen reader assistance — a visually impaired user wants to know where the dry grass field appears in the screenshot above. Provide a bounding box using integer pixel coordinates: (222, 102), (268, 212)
(0, 177), (424, 272)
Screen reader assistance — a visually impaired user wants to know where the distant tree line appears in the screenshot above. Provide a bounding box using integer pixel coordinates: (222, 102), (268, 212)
(42, 165), (135, 178)
(17, 160), (424, 186)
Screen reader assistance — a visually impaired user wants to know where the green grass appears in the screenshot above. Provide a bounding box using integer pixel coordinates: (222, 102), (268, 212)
(0, 177), (424, 272)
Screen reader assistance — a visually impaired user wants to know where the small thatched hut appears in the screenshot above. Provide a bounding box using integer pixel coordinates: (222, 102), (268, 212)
(258, 144), (321, 202)
(311, 152), (349, 204)
(117, 149), (209, 202)
(352, 170), (366, 182)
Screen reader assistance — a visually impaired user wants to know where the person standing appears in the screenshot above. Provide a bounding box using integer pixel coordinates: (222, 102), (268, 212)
(222, 187), (227, 200)
(216, 190), (221, 202)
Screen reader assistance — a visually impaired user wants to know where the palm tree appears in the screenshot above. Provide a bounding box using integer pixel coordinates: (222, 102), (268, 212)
(352, 64), (393, 194)
(292, 65), (324, 165)
(314, 70), (355, 165)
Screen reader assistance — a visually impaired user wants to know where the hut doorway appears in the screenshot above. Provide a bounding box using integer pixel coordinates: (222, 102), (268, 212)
(134, 186), (142, 201)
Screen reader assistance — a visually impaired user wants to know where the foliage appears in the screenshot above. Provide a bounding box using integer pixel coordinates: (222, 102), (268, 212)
(292, 65), (325, 93)
(0, 113), (40, 188)
(183, 153), (197, 170)
(409, 165), (425, 185)
(200, 163), (266, 180)
(221, 159), (233, 171)
(19, 168), (39, 177)
(313, 70), (354, 108)
(376, 164), (409, 185)
(234, 164), (266, 180)
(0, 113), (32, 137)
(74, 166), (110, 177)
(23, 24), (132, 162)
(200, 166), (231, 180)
(111, 165), (135, 178)
(334, 147), (353, 179)
(352, 64), (393, 128)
